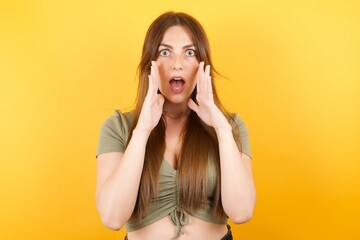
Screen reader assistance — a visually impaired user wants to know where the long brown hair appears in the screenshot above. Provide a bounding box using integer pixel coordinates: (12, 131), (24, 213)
(128, 11), (241, 220)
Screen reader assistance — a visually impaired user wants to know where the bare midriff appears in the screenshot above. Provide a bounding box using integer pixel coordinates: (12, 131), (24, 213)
(127, 214), (228, 240)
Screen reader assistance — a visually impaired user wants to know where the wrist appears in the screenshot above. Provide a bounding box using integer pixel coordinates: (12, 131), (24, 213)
(214, 122), (232, 137)
(133, 127), (152, 138)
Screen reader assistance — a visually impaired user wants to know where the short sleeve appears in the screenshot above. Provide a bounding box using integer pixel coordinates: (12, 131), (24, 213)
(96, 110), (133, 158)
(229, 113), (252, 159)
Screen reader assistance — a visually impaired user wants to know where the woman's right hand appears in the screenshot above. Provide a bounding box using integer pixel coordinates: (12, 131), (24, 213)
(136, 61), (165, 133)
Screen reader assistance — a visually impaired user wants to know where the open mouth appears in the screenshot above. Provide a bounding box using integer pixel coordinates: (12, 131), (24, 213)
(170, 77), (185, 87)
(169, 77), (186, 93)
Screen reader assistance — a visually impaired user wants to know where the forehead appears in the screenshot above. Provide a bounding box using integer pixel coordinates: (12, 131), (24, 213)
(161, 25), (193, 45)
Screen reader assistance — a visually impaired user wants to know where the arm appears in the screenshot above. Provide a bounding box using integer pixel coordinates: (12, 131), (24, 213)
(96, 129), (150, 230)
(215, 125), (256, 223)
(96, 61), (164, 230)
(188, 62), (256, 223)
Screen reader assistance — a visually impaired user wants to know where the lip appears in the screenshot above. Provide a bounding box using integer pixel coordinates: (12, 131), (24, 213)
(169, 75), (186, 83)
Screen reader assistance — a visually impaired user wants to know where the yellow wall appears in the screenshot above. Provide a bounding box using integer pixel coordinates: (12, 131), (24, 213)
(1, 0), (359, 239)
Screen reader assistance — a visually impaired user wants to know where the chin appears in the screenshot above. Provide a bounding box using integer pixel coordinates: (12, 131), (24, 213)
(164, 94), (190, 105)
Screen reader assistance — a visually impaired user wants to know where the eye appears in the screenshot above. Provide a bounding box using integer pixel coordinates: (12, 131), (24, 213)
(186, 49), (196, 57)
(159, 49), (170, 56)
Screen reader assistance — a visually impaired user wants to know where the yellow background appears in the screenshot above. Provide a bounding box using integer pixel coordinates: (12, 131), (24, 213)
(1, 0), (359, 239)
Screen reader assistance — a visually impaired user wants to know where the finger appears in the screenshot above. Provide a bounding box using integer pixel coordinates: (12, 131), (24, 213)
(152, 61), (158, 77)
(200, 62), (207, 93)
(196, 62), (201, 94)
(201, 60), (206, 79)
(204, 65), (210, 93)
(208, 76), (213, 95)
(150, 62), (155, 79)
(147, 75), (154, 97)
(197, 61), (204, 93)
(151, 64), (159, 94)
(152, 61), (160, 93)
(149, 66), (154, 92)
(204, 64), (210, 77)
(187, 98), (199, 114)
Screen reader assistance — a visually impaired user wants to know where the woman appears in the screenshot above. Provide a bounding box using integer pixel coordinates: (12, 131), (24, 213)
(96, 11), (255, 240)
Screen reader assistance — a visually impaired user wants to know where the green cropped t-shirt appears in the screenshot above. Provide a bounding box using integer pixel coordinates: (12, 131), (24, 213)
(96, 110), (252, 238)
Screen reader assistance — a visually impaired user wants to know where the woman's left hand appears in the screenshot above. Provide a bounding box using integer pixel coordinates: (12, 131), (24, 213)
(188, 62), (230, 130)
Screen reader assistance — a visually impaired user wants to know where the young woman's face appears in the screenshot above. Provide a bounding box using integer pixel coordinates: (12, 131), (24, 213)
(156, 25), (199, 104)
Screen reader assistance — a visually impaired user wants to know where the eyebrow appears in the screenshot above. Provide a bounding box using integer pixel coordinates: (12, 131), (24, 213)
(159, 43), (196, 49)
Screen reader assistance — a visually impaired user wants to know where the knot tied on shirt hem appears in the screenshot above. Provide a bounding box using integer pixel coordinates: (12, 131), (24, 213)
(170, 206), (189, 239)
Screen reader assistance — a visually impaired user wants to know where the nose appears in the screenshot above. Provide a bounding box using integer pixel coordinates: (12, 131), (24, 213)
(172, 56), (183, 70)
(172, 65), (182, 70)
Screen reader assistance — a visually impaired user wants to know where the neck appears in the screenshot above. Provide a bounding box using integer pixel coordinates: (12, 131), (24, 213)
(163, 101), (191, 119)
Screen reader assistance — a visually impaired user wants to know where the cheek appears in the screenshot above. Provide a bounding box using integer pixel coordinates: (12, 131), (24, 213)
(156, 63), (167, 81)
(188, 62), (199, 79)
(155, 64), (169, 93)
(156, 59), (172, 73)
(188, 58), (199, 70)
